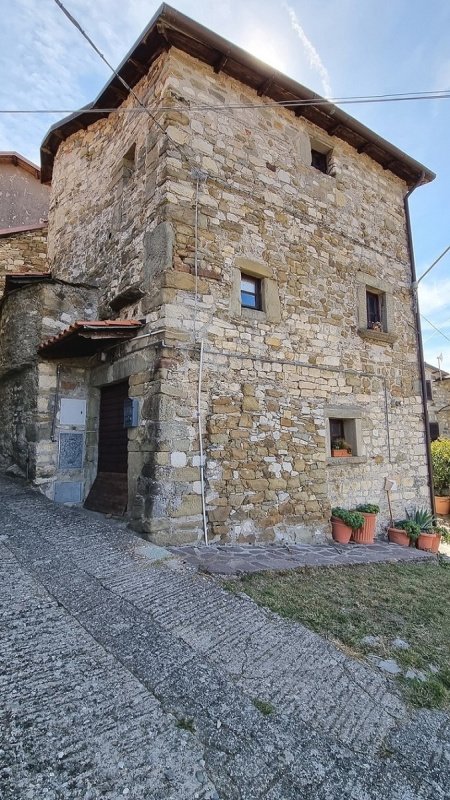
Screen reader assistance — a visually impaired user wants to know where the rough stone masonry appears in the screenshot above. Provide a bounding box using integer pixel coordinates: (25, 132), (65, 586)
(0, 10), (434, 545)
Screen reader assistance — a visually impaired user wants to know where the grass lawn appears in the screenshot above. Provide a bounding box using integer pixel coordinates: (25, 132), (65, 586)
(227, 560), (450, 709)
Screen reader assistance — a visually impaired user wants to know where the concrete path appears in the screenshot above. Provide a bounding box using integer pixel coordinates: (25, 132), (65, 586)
(1, 476), (449, 799)
(169, 539), (433, 575)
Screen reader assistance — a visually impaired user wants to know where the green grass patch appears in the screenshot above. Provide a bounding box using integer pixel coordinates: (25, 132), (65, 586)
(227, 561), (450, 708)
(252, 698), (275, 716)
(175, 717), (195, 733)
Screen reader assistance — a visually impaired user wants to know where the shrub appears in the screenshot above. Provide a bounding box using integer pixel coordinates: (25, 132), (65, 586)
(331, 507), (365, 530)
(431, 438), (450, 495)
(355, 503), (380, 514)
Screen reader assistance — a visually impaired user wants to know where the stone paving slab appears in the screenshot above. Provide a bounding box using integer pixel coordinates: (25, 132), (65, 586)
(169, 540), (434, 575)
(1, 476), (448, 799)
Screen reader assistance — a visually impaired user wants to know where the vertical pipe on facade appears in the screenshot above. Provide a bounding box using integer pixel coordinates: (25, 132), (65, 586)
(193, 172), (209, 544)
(404, 175), (435, 513)
(50, 364), (62, 442)
(198, 339), (208, 545)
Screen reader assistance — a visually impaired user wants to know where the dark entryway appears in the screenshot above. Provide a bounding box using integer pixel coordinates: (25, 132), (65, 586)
(85, 381), (129, 515)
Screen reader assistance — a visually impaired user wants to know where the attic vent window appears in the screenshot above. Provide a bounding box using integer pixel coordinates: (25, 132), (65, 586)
(122, 143), (136, 180)
(311, 149), (328, 174)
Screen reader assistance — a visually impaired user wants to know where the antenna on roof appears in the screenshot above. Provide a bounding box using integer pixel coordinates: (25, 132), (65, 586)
(437, 353), (443, 381)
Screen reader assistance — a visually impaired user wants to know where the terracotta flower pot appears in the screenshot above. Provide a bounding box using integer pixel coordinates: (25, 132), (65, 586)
(351, 512), (376, 544)
(434, 496), (450, 515)
(388, 527), (410, 547)
(331, 517), (352, 544)
(331, 449), (351, 457)
(417, 532), (435, 552)
(430, 533), (442, 554)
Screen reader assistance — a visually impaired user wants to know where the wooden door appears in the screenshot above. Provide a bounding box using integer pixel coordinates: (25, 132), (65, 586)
(84, 381), (129, 515)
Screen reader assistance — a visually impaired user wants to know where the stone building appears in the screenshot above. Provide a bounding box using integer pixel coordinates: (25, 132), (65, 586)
(425, 362), (450, 440)
(0, 152), (49, 295)
(0, 5), (435, 544)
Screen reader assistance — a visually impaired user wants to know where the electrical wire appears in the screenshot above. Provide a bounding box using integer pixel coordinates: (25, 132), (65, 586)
(52, 0), (180, 153)
(2, 89), (450, 114)
(420, 315), (450, 344)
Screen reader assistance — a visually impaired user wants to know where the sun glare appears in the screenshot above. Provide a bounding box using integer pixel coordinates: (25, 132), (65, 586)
(243, 30), (288, 74)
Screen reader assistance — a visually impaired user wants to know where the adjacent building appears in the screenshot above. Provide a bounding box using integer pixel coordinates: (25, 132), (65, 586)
(425, 362), (450, 440)
(0, 152), (49, 295)
(0, 5), (435, 544)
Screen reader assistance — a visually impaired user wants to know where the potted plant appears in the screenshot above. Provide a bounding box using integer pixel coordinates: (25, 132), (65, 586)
(429, 525), (446, 554)
(406, 507), (437, 551)
(431, 438), (450, 515)
(331, 438), (352, 457)
(331, 507), (365, 544)
(388, 519), (420, 547)
(352, 503), (380, 543)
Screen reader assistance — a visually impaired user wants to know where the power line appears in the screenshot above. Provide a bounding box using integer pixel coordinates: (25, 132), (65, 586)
(421, 314), (450, 344)
(2, 89), (450, 115)
(52, 0), (170, 146)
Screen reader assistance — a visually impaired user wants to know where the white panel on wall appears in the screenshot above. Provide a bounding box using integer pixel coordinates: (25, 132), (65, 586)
(60, 398), (86, 426)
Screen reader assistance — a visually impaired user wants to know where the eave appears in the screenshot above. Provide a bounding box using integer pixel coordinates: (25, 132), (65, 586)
(40, 3), (435, 188)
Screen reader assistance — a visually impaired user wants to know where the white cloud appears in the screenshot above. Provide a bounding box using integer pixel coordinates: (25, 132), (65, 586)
(283, 4), (332, 97)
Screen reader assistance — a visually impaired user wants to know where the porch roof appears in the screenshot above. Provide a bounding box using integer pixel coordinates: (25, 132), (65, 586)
(38, 319), (143, 359)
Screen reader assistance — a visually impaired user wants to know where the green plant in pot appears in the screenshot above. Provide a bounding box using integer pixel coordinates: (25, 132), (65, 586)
(331, 507), (364, 544)
(352, 503), (380, 544)
(388, 519), (421, 547)
(431, 438), (450, 515)
(331, 439), (352, 457)
(406, 507), (439, 552)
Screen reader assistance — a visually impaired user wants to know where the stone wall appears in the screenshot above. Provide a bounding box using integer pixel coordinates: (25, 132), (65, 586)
(0, 282), (97, 483)
(40, 47), (430, 542)
(0, 225), (48, 294)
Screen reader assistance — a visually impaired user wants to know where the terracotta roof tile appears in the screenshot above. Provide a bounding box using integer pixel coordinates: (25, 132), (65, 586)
(39, 319), (143, 354)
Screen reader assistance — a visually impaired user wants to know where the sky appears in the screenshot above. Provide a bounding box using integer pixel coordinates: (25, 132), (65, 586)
(1, 0), (449, 368)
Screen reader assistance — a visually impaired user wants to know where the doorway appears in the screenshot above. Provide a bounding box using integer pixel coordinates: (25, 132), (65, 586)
(85, 381), (129, 515)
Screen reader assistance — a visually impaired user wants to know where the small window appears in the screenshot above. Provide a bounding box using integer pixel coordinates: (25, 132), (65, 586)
(429, 421), (439, 441)
(240, 274), (262, 310)
(426, 380), (433, 401)
(366, 290), (385, 331)
(329, 417), (359, 457)
(311, 149), (328, 174)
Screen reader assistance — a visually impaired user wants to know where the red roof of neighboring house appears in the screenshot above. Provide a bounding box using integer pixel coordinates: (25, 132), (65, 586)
(39, 319), (144, 358)
(0, 152), (41, 180)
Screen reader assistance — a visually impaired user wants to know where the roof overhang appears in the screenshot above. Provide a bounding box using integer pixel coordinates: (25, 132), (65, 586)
(38, 320), (143, 358)
(0, 222), (48, 239)
(3, 272), (53, 297)
(0, 152), (42, 180)
(40, 4), (435, 187)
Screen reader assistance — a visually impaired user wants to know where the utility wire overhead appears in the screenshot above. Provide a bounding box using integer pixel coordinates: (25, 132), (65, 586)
(2, 89), (450, 115)
(421, 315), (450, 345)
(52, 0), (169, 144)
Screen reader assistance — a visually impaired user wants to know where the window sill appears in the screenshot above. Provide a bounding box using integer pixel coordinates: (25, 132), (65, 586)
(357, 328), (397, 345)
(327, 456), (367, 466)
(241, 307), (267, 321)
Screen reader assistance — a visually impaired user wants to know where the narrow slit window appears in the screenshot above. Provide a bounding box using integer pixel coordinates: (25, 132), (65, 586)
(240, 274), (262, 310)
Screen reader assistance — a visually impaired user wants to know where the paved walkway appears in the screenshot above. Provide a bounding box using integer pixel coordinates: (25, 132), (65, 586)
(1, 476), (449, 799)
(169, 539), (433, 575)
